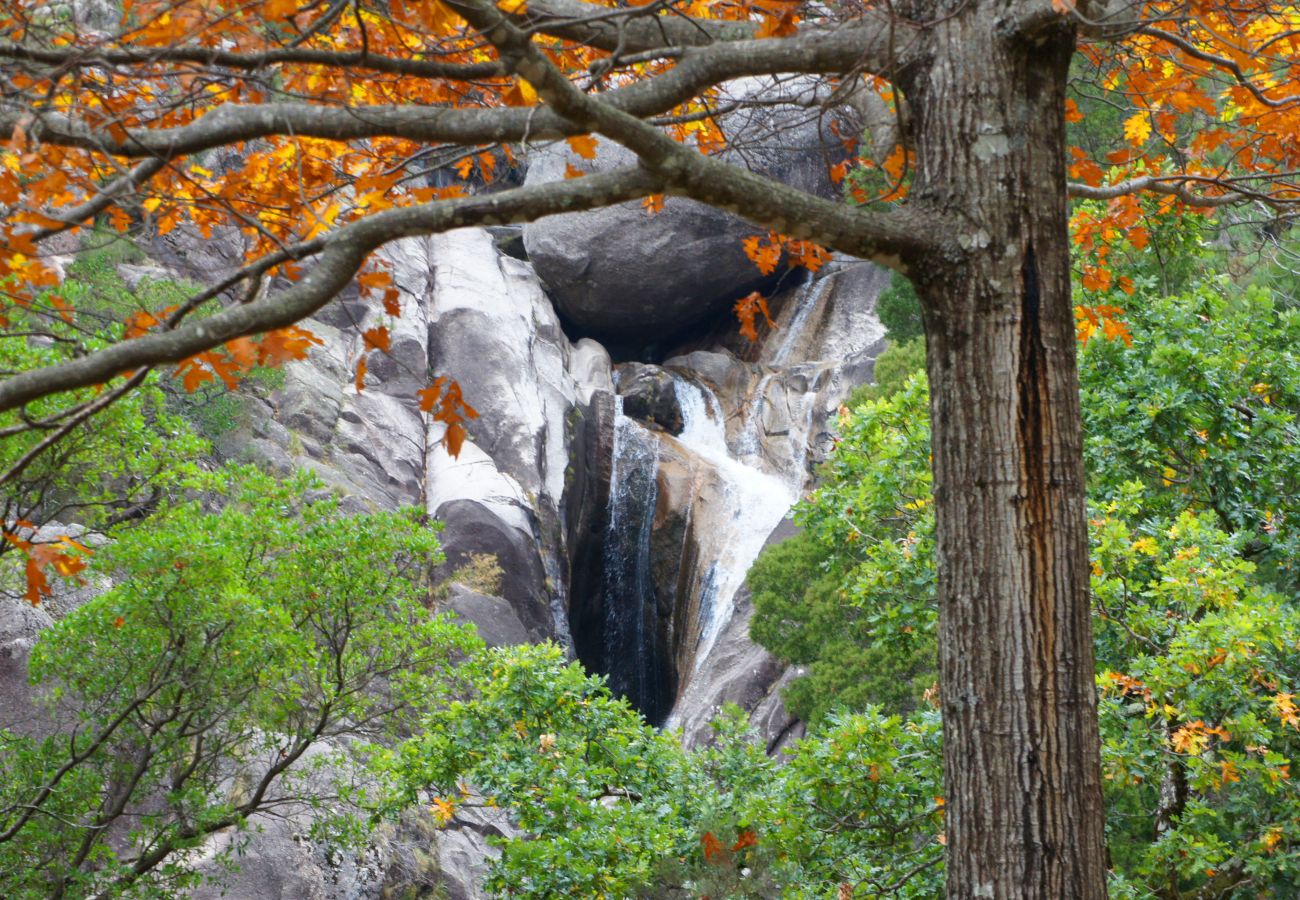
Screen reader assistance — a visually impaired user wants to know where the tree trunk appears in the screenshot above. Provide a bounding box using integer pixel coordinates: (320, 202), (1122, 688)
(903, 16), (1109, 898)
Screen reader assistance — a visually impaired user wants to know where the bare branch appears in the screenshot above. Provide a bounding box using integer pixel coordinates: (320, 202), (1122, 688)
(1067, 173), (1296, 207)
(0, 21), (922, 161)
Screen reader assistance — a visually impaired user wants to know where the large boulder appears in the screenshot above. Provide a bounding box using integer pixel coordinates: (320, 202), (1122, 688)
(522, 78), (850, 345)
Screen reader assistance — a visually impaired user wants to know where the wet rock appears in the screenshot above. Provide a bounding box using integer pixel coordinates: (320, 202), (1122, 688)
(670, 588), (788, 750)
(616, 363), (685, 435)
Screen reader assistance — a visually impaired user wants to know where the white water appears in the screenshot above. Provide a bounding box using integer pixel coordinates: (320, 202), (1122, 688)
(770, 273), (833, 366)
(669, 378), (796, 681)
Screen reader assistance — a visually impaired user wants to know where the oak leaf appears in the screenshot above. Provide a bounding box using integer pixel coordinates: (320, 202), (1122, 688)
(734, 291), (775, 342)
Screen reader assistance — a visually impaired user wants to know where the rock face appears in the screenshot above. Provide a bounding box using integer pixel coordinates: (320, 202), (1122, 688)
(216, 228), (615, 646)
(522, 78), (850, 345)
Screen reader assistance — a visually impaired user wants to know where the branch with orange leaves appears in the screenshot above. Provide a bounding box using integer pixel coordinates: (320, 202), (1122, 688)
(0, 166), (666, 414)
(1136, 24), (1300, 112)
(1, 18), (920, 170)
(444, 0), (945, 266)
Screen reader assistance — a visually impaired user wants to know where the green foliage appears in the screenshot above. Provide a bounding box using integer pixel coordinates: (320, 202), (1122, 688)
(0, 468), (476, 898)
(29, 236), (274, 444)
(1091, 502), (1300, 895)
(749, 524), (933, 725)
(874, 273), (924, 343)
(1081, 282), (1300, 591)
(63, 232), (194, 324)
(752, 374), (936, 725)
(847, 336), (926, 407)
(0, 307), (208, 602)
(393, 644), (943, 898)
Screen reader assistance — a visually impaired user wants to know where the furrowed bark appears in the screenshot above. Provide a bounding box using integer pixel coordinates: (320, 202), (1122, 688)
(901, 11), (1109, 898)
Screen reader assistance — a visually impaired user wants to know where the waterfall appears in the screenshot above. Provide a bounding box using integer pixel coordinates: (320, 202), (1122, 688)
(586, 272), (849, 731)
(599, 399), (674, 724)
(669, 378), (795, 681)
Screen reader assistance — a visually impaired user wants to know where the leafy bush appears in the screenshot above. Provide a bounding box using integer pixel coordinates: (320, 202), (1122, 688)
(874, 273), (924, 343)
(391, 644), (944, 898)
(0, 469), (477, 898)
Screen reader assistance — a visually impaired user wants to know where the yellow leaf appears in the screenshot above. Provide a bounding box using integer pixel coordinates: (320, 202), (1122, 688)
(503, 79), (538, 107)
(430, 796), (456, 826)
(1123, 112), (1151, 146)
(1130, 536), (1158, 556)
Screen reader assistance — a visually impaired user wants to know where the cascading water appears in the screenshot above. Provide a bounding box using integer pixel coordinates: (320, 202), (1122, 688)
(581, 270), (853, 730)
(597, 399), (675, 724)
(770, 272), (832, 366)
(735, 274), (833, 467)
(668, 378), (795, 683)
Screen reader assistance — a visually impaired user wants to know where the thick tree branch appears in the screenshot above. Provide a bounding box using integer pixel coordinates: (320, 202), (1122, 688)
(0, 42), (508, 80)
(0, 168), (664, 413)
(448, 0), (944, 265)
(517, 0), (756, 50)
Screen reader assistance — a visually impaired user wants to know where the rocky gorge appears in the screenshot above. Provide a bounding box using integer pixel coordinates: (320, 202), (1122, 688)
(2, 100), (891, 897)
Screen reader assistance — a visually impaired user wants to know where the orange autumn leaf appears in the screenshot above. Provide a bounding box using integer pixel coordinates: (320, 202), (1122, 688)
(354, 354), (368, 393)
(642, 194), (665, 214)
(226, 336), (259, 371)
(742, 234), (782, 276)
(567, 134), (599, 160)
(700, 831), (724, 862)
(4, 531), (92, 606)
(362, 325), (392, 353)
(357, 269), (393, 292)
(175, 356), (215, 392)
(731, 830), (758, 851)
(503, 79), (538, 107)
(418, 378), (479, 458)
(382, 287), (402, 317)
(259, 326), (323, 366)
(734, 291), (775, 342)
